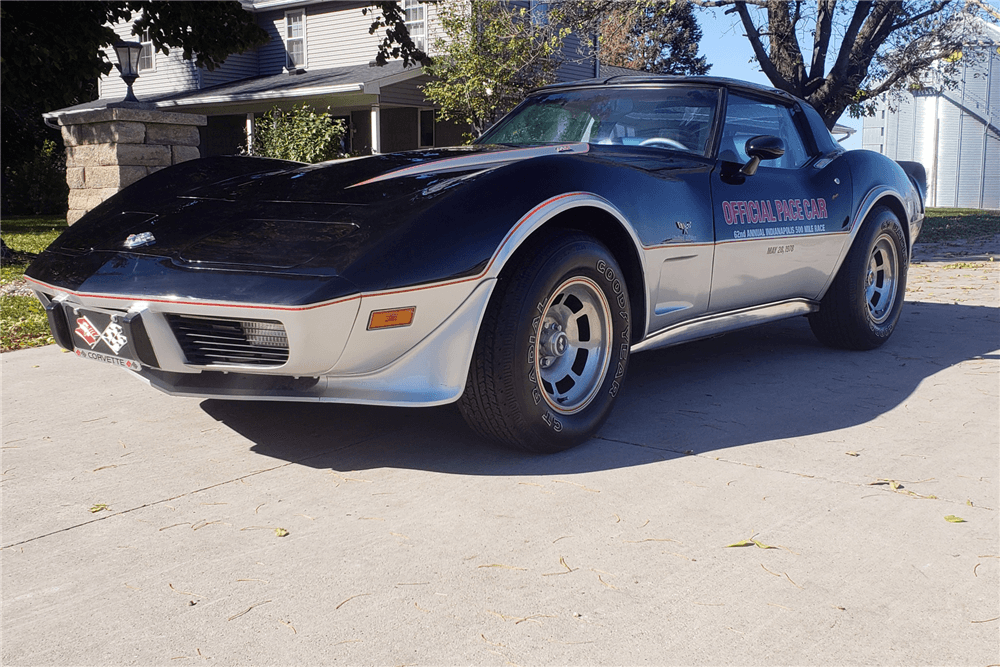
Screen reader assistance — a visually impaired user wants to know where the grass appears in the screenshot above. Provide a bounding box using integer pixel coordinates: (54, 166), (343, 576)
(0, 207), (997, 353)
(920, 208), (1000, 243)
(1, 215), (66, 351)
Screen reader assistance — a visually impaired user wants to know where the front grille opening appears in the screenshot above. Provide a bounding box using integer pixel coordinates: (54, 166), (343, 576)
(167, 315), (289, 368)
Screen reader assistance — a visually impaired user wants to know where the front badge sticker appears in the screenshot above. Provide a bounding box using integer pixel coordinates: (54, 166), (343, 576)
(74, 317), (102, 348)
(100, 322), (128, 354)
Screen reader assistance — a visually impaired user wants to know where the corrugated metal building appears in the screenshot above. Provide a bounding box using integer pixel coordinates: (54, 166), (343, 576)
(863, 18), (1000, 209)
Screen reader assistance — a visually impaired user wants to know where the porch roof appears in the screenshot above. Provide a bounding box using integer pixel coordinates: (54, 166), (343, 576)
(45, 61), (422, 121)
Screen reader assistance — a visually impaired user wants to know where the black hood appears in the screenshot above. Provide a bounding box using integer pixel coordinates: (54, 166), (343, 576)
(39, 145), (590, 272)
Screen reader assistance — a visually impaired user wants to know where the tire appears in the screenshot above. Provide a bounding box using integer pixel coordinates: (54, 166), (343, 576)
(809, 206), (908, 350)
(458, 232), (631, 453)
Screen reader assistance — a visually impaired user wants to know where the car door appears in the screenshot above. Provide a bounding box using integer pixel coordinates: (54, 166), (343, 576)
(708, 92), (853, 313)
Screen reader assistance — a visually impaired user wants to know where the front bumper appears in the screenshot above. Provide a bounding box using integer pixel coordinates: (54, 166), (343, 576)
(29, 277), (496, 407)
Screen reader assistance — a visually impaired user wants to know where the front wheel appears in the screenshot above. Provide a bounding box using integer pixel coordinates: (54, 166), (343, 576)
(809, 206), (908, 350)
(458, 232), (631, 453)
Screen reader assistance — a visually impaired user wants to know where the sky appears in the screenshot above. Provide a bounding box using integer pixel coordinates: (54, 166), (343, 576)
(693, 7), (864, 150)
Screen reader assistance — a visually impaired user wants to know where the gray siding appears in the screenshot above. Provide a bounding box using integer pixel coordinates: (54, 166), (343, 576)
(303, 2), (383, 70)
(258, 9), (290, 75)
(258, 3), (383, 75)
(201, 50), (259, 88)
(556, 32), (597, 83)
(380, 75), (433, 107)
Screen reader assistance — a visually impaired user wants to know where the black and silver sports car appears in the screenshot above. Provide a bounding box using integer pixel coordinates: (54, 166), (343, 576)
(27, 75), (926, 453)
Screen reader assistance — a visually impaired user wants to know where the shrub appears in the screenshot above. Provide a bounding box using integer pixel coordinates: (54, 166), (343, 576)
(249, 104), (347, 163)
(1, 140), (69, 215)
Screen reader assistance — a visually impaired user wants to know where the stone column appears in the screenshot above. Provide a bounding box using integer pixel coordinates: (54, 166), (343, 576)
(55, 107), (207, 225)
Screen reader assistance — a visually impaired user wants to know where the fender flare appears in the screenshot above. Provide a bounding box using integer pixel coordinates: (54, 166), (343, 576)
(483, 191), (650, 333)
(815, 185), (913, 300)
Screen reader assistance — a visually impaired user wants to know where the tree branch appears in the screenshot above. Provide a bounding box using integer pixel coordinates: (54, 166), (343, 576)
(808, 0), (836, 81)
(732, 2), (795, 93)
(890, 0), (953, 32)
(829, 0), (874, 80)
(688, 0), (769, 7)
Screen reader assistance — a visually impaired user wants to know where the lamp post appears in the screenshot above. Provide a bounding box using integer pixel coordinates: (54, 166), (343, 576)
(113, 41), (144, 103)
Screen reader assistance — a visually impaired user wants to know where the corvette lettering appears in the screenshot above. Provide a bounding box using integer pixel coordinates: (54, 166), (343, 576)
(723, 198), (828, 225)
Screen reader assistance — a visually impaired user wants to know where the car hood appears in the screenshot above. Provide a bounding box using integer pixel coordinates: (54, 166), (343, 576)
(40, 144), (590, 272)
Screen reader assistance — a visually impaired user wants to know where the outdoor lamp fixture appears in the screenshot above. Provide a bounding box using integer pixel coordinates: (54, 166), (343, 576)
(113, 40), (144, 103)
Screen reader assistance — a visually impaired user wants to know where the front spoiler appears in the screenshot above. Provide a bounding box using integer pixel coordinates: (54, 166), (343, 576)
(49, 279), (496, 408)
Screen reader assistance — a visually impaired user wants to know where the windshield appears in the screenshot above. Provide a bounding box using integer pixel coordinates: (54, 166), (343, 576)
(477, 86), (721, 157)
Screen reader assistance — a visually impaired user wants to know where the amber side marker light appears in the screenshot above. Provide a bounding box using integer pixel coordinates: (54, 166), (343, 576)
(368, 307), (416, 330)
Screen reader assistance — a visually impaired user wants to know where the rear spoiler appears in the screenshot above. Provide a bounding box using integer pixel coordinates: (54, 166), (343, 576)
(896, 161), (927, 209)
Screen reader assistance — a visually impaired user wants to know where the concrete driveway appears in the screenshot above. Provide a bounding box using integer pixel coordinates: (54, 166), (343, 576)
(2, 249), (998, 666)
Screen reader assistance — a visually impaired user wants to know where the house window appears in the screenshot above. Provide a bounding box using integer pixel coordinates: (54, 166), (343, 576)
(404, 0), (425, 51)
(285, 10), (306, 69)
(138, 28), (154, 72)
(419, 109), (435, 147)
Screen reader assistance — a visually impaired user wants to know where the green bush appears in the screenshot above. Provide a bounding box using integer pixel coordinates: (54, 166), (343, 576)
(1, 140), (69, 215)
(249, 104), (347, 163)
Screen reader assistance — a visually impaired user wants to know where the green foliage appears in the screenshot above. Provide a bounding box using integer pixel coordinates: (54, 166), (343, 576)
(1, 1), (269, 199)
(423, 1), (571, 139)
(249, 105), (347, 163)
(0, 215), (66, 351)
(2, 141), (69, 215)
(600, 0), (710, 75)
(1, 295), (54, 352)
(363, 1), (429, 67)
(920, 208), (1000, 243)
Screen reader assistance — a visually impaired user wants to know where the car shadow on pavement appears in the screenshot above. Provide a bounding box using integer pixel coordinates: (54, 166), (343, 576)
(200, 301), (999, 476)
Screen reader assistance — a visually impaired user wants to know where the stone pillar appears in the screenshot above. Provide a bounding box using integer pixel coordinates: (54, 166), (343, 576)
(55, 107), (207, 225)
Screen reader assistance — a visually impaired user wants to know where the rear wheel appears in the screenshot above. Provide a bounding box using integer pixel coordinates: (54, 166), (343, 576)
(458, 232), (631, 453)
(809, 206), (908, 350)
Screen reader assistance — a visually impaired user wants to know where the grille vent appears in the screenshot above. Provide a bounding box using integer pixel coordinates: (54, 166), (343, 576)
(167, 315), (289, 367)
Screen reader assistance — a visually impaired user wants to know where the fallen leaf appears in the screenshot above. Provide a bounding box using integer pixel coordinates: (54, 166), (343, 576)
(275, 528), (289, 537)
(944, 515), (966, 523)
(845, 451), (859, 457)
(89, 503), (109, 513)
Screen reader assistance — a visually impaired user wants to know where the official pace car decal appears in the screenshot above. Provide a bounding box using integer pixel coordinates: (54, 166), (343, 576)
(722, 197), (830, 240)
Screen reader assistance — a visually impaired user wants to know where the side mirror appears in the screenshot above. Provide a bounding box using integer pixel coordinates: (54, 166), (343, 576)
(740, 135), (785, 176)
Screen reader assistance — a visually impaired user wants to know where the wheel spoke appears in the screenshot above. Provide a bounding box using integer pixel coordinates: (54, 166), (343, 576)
(537, 278), (612, 414)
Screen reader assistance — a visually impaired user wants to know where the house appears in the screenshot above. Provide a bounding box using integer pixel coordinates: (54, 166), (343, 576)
(862, 16), (1000, 209)
(48, 0), (599, 157)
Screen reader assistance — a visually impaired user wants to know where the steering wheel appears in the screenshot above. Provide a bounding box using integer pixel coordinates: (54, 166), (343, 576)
(639, 137), (691, 151)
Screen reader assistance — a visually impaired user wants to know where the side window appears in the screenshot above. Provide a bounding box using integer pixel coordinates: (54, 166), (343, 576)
(285, 10), (306, 69)
(719, 94), (811, 169)
(138, 28), (154, 72)
(403, 0), (426, 52)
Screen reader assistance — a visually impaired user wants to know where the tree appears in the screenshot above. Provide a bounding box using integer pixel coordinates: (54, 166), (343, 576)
(422, 1), (571, 139)
(0, 1), (269, 213)
(249, 105), (347, 163)
(0, 2), (269, 159)
(600, 1), (711, 75)
(688, 0), (996, 127)
(0, 1), (421, 212)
